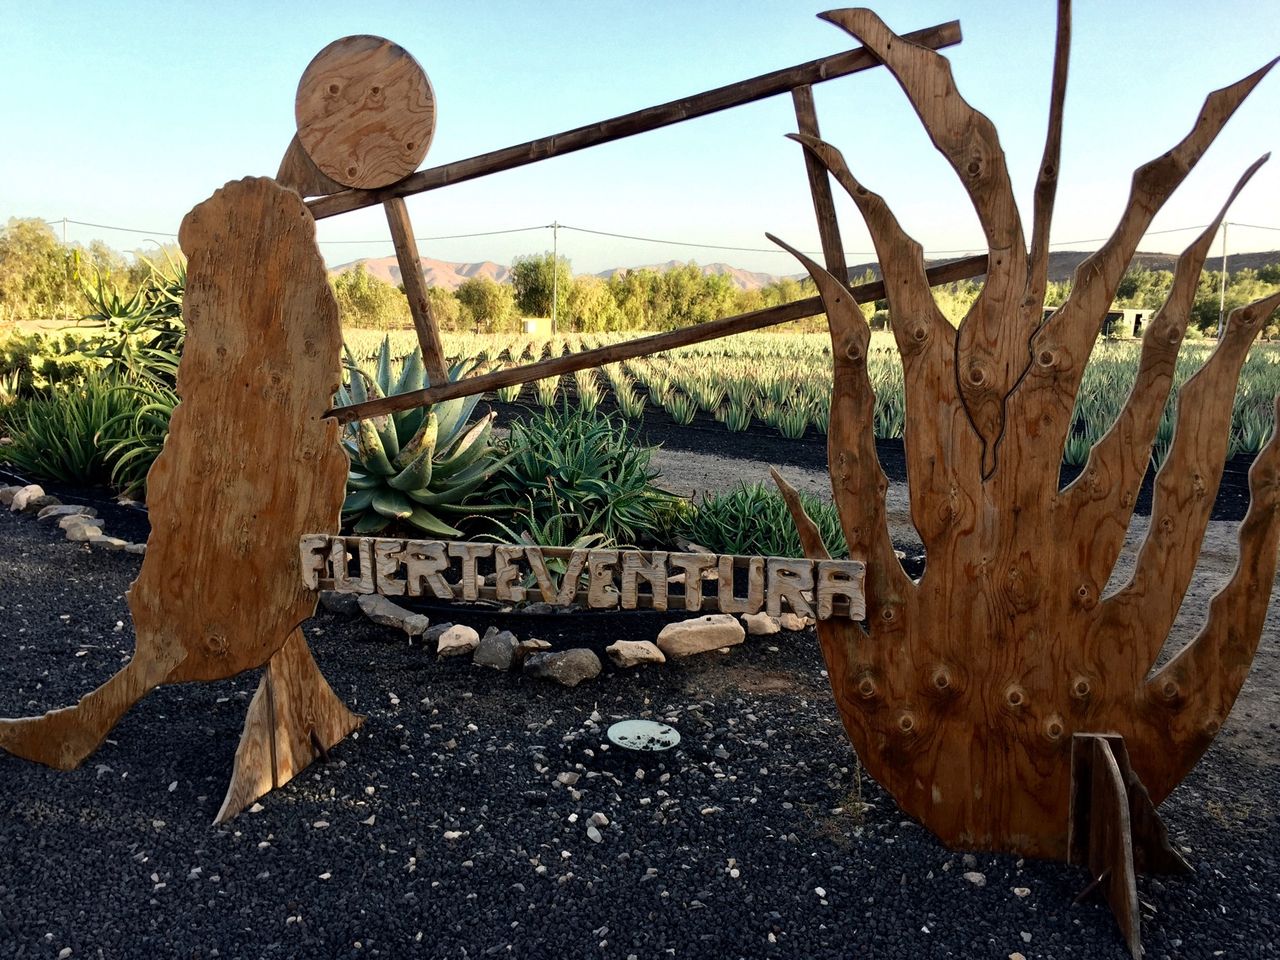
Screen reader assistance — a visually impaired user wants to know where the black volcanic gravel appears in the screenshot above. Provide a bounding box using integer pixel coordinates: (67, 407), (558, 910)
(1, 506), (1278, 959)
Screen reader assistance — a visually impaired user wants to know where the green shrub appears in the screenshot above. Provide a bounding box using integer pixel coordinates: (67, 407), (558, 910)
(99, 380), (178, 499)
(488, 401), (686, 547)
(1, 372), (140, 486)
(683, 482), (847, 559)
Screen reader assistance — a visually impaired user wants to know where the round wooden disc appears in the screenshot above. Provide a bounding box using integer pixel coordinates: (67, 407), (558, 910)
(295, 35), (435, 190)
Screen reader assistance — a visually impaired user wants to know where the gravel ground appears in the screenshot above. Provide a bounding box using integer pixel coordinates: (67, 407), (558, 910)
(2, 491), (1279, 958)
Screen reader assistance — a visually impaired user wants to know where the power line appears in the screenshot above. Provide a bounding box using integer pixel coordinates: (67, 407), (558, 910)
(318, 224), (551, 244)
(28, 214), (1280, 261)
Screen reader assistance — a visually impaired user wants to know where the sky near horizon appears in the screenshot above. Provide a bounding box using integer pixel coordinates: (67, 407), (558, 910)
(3, 0), (1278, 276)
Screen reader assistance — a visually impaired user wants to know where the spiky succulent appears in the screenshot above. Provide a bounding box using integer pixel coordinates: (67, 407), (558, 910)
(337, 337), (503, 537)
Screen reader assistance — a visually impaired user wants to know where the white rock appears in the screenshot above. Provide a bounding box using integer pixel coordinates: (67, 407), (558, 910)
(436, 624), (480, 657)
(37, 504), (95, 521)
(777, 612), (814, 631)
(741, 612), (781, 636)
(0, 485), (24, 506)
(590, 812), (609, 827)
(963, 871), (986, 887)
(64, 521), (105, 542)
(586, 824), (603, 843)
(1012, 886), (1030, 898)
(606, 640), (666, 668)
(125, 542), (147, 555)
(88, 534), (129, 551)
(10, 484), (45, 512)
(59, 514), (102, 532)
(358, 594), (429, 637)
(656, 614), (745, 658)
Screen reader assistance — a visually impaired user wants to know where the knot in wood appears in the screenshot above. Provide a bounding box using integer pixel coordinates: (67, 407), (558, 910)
(1074, 582), (1097, 611)
(844, 341), (864, 362)
(1071, 676), (1092, 700)
(966, 362), (988, 387)
(856, 674), (879, 701)
(1043, 714), (1065, 742)
(1159, 678), (1183, 704)
(1201, 715), (1222, 738)
(1004, 684), (1027, 709)
(896, 710), (917, 735)
(930, 664), (956, 694)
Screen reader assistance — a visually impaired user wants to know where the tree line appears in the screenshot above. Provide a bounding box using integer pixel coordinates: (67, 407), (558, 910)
(3, 217), (1277, 336)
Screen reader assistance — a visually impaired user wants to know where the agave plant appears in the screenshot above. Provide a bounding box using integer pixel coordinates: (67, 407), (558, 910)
(337, 337), (504, 537)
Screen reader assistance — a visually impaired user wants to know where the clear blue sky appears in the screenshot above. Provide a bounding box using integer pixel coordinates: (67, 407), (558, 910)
(3, 1), (1278, 275)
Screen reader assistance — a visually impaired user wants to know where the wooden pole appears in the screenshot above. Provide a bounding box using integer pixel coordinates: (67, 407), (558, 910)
(384, 197), (449, 384)
(307, 21), (962, 221)
(328, 252), (988, 423)
(791, 85), (847, 282)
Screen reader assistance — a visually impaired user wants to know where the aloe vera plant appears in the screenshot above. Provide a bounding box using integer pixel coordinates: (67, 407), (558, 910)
(337, 337), (505, 537)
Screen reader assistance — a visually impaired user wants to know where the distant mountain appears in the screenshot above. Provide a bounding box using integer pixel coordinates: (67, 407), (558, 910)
(330, 250), (1279, 292)
(330, 256), (509, 291)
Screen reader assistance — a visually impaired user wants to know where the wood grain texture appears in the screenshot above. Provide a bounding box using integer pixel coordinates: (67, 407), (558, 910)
(307, 21), (963, 220)
(0, 177), (349, 774)
(296, 35), (436, 189)
(820, 8), (1026, 477)
(383, 197), (448, 385)
(329, 253), (989, 424)
(1081, 737), (1142, 959)
(791, 86), (847, 281)
(770, 3), (1277, 859)
(276, 134), (348, 198)
(216, 629), (364, 823)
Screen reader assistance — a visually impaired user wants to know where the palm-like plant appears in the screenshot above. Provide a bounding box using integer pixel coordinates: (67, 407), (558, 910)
(337, 337), (505, 537)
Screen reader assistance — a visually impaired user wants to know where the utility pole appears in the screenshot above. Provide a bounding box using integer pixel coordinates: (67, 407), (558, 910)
(1217, 221), (1229, 339)
(551, 220), (559, 336)
(62, 217), (70, 322)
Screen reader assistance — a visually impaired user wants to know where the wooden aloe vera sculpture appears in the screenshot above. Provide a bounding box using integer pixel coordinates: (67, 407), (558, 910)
(773, 4), (1280, 859)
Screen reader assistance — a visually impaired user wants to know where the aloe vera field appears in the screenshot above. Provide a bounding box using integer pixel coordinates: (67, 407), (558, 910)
(344, 329), (1280, 468)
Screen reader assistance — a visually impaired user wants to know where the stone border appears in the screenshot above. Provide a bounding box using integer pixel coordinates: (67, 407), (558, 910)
(1, 483), (146, 555)
(320, 589), (816, 689)
(3, 480), (816, 690)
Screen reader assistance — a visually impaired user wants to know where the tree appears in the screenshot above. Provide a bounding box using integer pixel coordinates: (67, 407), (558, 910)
(425, 285), (464, 332)
(329, 264), (411, 329)
(564, 276), (623, 332)
(0, 218), (75, 323)
(455, 275), (515, 331)
(510, 252), (571, 319)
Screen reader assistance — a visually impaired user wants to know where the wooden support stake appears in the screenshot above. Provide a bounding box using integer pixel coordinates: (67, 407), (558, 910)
(1068, 734), (1192, 959)
(329, 253), (988, 423)
(791, 85), (847, 282)
(384, 197), (449, 385)
(307, 21), (962, 220)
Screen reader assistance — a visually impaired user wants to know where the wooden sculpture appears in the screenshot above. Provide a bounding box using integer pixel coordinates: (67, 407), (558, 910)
(770, 3), (1279, 869)
(0, 176), (361, 819)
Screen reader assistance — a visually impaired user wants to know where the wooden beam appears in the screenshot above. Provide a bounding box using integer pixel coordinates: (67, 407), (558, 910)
(307, 20), (963, 220)
(384, 197), (449, 384)
(791, 85), (847, 282)
(328, 253), (988, 423)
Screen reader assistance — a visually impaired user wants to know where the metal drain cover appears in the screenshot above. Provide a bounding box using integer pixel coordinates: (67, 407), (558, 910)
(606, 719), (681, 752)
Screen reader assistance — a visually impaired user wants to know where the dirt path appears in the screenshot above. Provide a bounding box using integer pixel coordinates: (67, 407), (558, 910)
(651, 447), (1280, 774)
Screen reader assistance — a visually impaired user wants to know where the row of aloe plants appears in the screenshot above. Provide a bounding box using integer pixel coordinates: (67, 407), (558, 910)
(348, 331), (1280, 466)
